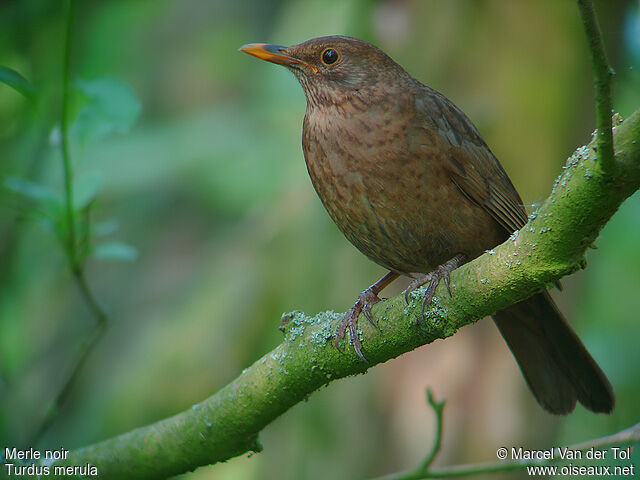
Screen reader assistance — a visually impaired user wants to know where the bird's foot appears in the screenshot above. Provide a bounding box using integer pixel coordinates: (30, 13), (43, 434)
(334, 271), (399, 362)
(404, 254), (466, 321)
(334, 287), (382, 362)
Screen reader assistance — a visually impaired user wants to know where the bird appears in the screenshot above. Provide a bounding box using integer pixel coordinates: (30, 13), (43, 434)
(239, 35), (614, 414)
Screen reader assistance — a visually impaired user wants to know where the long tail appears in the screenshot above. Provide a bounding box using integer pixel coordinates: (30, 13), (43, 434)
(493, 291), (614, 414)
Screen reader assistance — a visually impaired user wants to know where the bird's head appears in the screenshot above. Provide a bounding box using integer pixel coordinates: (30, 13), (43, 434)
(239, 35), (410, 107)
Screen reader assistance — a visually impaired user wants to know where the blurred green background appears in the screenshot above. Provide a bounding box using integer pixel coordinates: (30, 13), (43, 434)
(1, 0), (639, 479)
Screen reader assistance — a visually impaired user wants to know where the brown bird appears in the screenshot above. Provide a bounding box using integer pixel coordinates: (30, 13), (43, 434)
(240, 36), (614, 414)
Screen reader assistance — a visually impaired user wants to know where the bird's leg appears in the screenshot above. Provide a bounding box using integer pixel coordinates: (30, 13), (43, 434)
(335, 271), (400, 361)
(404, 254), (466, 319)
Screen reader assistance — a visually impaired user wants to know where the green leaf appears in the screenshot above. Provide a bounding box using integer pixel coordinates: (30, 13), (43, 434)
(92, 241), (138, 262)
(73, 171), (103, 210)
(93, 219), (119, 237)
(71, 78), (142, 149)
(0, 66), (35, 99)
(4, 177), (61, 208)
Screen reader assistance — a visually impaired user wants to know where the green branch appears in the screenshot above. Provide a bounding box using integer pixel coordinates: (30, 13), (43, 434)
(577, 0), (615, 175)
(38, 109), (640, 479)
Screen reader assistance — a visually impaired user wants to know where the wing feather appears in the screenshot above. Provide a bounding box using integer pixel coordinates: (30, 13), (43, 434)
(424, 89), (528, 233)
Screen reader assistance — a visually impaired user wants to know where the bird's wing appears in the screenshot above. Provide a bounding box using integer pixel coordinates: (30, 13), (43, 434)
(421, 90), (529, 233)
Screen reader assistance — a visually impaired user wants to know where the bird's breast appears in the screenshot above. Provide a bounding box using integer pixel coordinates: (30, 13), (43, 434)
(301, 99), (502, 274)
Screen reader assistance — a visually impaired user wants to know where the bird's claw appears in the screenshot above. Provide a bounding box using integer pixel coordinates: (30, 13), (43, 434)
(334, 288), (381, 362)
(403, 254), (466, 322)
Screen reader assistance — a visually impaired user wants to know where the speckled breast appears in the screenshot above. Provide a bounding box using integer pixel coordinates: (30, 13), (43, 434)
(301, 94), (504, 276)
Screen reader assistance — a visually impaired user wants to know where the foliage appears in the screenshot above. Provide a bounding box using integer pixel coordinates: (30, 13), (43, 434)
(0, 1), (638, 479)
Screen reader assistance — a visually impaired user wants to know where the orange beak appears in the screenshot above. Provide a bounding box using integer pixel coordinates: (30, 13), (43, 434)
(239, 43), (317, 73)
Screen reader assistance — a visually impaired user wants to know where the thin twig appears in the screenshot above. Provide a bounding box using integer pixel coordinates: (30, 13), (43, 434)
(27, 317), (106, 445)
(417, 389), (445, 473)
(61, 0), (78, 271)
(374, 420), (640, 480)
(73, 269), (108, 327)
(577, 0), (615, 175)
(28, 0), (109, 444)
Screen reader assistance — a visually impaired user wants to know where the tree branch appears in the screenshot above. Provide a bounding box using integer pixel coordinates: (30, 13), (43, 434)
(37, 108), (640, 479)
(577, 0), (615, 175)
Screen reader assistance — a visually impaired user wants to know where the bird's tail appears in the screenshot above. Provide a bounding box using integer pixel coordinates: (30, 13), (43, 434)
(493, 291), (614, 414)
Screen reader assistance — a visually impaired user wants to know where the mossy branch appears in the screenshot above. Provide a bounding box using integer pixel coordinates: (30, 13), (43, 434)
(34, 109), (640, 479)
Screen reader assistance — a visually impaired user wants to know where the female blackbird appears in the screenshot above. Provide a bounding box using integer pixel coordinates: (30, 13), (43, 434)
(240, 36), (614, 414)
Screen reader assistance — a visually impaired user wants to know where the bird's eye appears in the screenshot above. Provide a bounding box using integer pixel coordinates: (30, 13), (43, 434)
(321, 48), (339, 66)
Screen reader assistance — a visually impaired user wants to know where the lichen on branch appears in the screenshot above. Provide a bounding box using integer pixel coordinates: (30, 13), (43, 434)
(39, 109), (640, 480)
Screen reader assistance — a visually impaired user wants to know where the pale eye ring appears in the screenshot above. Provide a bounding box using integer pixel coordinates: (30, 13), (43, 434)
(321, 48), (339, 65)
